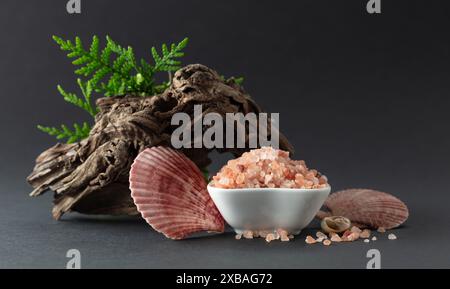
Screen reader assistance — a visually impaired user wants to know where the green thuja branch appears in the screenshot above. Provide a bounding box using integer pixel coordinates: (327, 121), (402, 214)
(58, 79), (98, 117)
(38, 35), (189, 143)
(37, 122), (91, 144)
(232, 76), (244, 85)
(220, 75), (245, 86)
(52, 35), (189, 96)
(151, 38), (188, 72)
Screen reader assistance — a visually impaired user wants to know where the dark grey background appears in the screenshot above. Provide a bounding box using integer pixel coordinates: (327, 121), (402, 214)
(1, 0), (450, 268)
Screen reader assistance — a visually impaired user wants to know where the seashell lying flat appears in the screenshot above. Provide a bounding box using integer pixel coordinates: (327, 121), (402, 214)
(316, 189), (409, 229)
(320, 216), (351, 233)
(129, 146), (225, 240)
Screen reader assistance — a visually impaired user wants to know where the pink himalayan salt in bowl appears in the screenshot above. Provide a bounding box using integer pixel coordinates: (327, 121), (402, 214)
(208, 147), (331, 234)
(211, 147), (329, 189)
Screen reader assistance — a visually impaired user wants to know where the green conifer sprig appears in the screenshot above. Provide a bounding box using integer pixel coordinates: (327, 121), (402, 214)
(38, 35), (189, 143)
(233, 76), (245, 85)
(57, 79), (98, 117)
(52, 35), (189, 96)
(151, 38), (188, 72)
(37, 122), (91, 144)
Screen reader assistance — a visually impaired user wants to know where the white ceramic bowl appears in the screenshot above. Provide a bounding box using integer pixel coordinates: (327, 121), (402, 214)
(207, 185), (331, 235)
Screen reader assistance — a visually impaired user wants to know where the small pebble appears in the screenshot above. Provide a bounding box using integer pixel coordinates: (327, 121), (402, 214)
(388, 233), (397, 240)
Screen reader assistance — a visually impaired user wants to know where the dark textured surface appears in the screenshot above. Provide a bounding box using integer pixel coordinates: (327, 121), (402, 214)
(0, 185), (448, 269)
(1, 0), (450, 268)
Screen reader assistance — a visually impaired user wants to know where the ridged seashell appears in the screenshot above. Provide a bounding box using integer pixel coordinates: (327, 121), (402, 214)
(316, 189), (409, 229)
(320, 216), (351, 233)
(129, 146), (225, 239)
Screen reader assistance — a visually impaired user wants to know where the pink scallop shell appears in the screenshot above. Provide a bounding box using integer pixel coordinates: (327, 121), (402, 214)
(316, 189), (409, 229)
(130, 146), (224, 239)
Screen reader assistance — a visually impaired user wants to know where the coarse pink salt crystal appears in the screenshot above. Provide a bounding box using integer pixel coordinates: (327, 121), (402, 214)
(211, 147), (329, 189)
(377, 227), (386, 233)
(236, 173), (245, 184)
(316, 231), (328, 241)
(351, 226), (362, 234)
(342, 230), (359, 242)
(360, 229), (371, 239)
(330, 233), (342, 242)
(388, 233), (397, 240)
(258, 230), (271, 238)
(305, 235), (317, 244)
(277, 229), (290, 242)
(243, 230), (254, 239)
(265, 233), (276, 243)
(281, 235), (290, 242)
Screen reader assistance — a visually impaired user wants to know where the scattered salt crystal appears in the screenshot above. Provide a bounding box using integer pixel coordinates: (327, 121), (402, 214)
(243, 230), (254, 239)
(265, 233), (276, 243)
(341, 230), (352, 241)
(377, 227), (386, 233)
(323, 239), (332, 246)
(258, 230), (270, 238)
(305, 235), (317, 244)
(364, 239), (370, 243)
(388, 233), (397, 240)
(348, 232), (359, 241)
(351, 226), (362, 234)
(281, 235), (290, 242)
(316, 231), (328, 240)
(235, 229), (295, 243)
(360, 229), (371, 239)
(371, 236), (377, 241)
(341, 230), (359, 242)
(277, 229), (289, 241)
(330, 233), (342, 242)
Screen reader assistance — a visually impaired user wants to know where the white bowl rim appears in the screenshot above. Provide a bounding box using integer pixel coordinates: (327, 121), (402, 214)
(207, 183), (331, 193)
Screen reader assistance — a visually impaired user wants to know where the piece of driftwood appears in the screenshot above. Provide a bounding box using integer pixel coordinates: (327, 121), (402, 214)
(27, 64), (294, 219)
